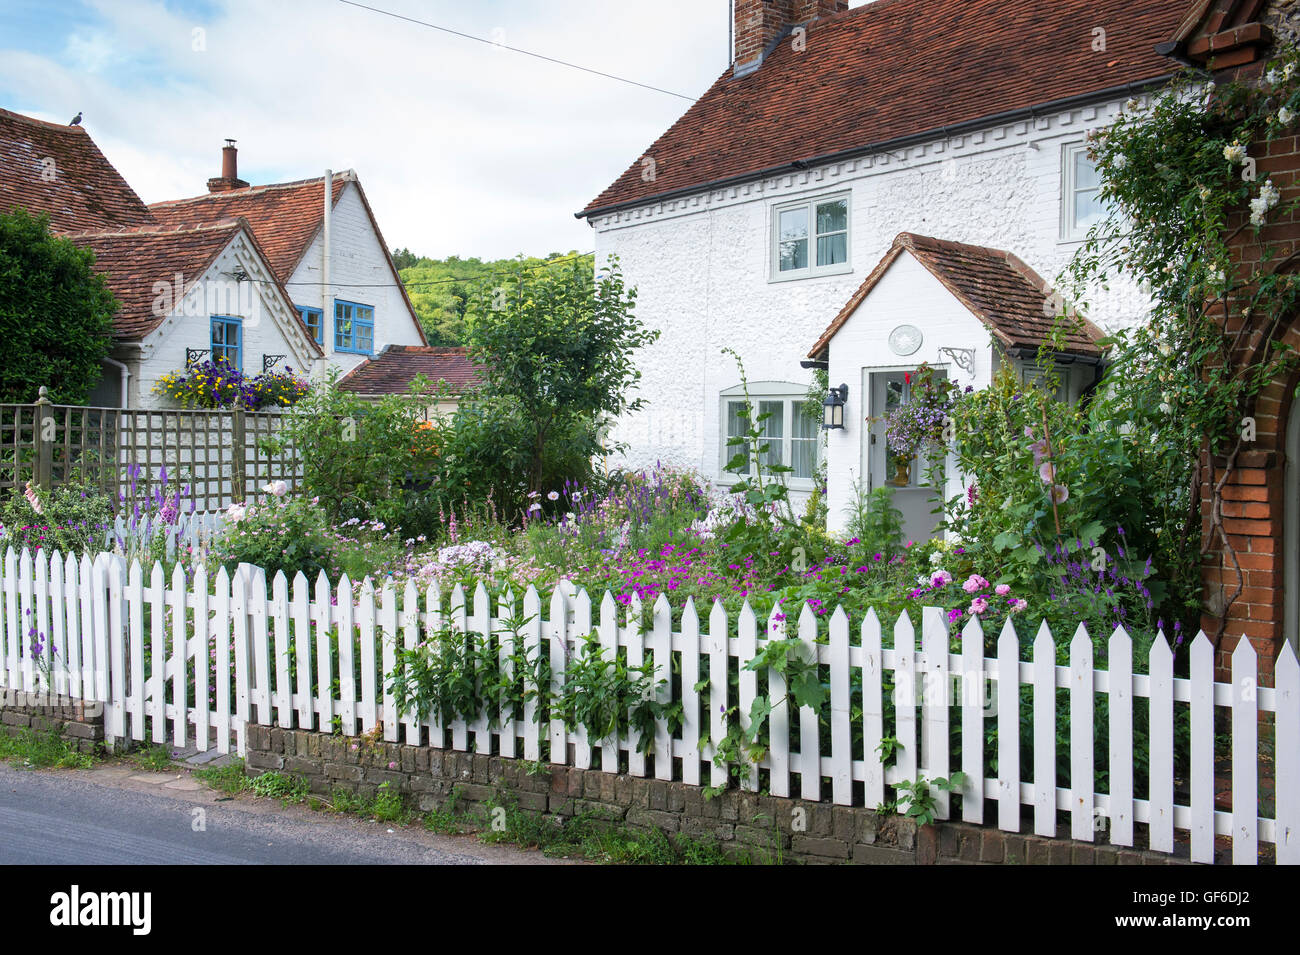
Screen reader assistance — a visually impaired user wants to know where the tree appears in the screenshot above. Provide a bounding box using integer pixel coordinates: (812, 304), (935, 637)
(465, 255), (657, 494)
(391, 247), (419, 271)
(0, 208), (117, 403)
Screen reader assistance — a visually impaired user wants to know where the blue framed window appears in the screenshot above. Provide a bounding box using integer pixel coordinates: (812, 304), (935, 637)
(210, 316), (242, 371)
(299, 306), (323, 345)
(334, 301), (374, 354)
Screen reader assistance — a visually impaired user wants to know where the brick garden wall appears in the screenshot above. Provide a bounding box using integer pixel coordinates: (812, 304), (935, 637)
(0, 689), (104, 753)
(246, 724), (1188, 866)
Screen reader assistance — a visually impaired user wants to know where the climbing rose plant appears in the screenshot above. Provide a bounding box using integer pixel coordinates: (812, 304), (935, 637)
(1063, 45), (1300, 640)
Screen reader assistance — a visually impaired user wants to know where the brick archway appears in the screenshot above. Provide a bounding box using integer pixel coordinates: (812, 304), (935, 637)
(1201, 312), (1300, 684)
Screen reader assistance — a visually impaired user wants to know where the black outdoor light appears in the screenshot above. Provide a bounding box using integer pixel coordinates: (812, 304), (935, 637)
(822, 383), (849, 430)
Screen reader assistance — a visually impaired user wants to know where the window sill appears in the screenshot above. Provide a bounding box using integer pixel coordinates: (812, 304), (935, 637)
(715, 474), (817, 494)
(767, 264), (853, 285)
(334, 346), (374, 356)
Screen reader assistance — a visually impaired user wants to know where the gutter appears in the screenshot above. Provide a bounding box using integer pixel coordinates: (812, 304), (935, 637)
(576, 75), (1178, 220)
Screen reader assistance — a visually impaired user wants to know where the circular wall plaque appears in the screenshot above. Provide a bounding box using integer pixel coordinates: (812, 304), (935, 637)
(888, 324), (923, 356)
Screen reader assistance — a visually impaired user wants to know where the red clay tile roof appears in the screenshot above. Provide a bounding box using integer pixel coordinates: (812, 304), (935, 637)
(150, 173), (428, 346)
(581, 0), (1190, 216)
(808, 232), (1105, 360)
(0, 107), (153, 233)
(148, 176), (346, 284)
(65, 220), (244, 340)
(337, 346), (481, 396)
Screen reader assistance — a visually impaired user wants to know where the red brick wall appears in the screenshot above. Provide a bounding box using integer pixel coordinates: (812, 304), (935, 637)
(1200, 59), (1300, 683)
(733, 0), (847, 69)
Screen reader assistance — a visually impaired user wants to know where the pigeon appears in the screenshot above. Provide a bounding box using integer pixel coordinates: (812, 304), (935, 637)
(69, 112), (82, 126)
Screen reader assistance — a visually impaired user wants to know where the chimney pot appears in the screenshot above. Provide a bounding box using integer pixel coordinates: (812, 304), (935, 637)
(208, 139), (250, 193)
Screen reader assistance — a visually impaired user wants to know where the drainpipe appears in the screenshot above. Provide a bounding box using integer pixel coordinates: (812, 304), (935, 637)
(102, 354), (131, 408)
(322, 168), (332, 370)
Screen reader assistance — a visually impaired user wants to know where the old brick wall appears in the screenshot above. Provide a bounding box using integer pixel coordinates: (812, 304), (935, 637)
(0, 689), (104, 753)
(1192, 2), (1300, 681)
(246, 724), (1188, 865)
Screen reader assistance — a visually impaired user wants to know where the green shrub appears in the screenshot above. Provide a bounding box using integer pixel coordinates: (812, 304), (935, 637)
(213, 494), (333, 582)
(0, 479), (115, 556)
(0, 208), (116, 403)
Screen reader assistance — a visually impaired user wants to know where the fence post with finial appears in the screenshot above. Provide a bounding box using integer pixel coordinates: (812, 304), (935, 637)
(34, 386), (54, 491)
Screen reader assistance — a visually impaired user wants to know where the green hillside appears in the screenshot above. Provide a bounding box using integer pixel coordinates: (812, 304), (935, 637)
(393, 249), (593, 346)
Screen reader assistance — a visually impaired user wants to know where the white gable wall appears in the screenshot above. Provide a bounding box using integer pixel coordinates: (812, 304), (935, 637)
(131, 233), (321, 408)
(823, 251), (993, 535)
(591, 93), (1149, 505)
(288, 179), (424, 377)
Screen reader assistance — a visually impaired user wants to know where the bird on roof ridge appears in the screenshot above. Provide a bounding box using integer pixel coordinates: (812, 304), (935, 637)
(69, 112), (81, 126)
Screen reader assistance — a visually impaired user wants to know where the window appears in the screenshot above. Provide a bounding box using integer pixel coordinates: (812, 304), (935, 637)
(772, 193), (850, 280)
(299, 306), (323, 345)
(721, 386), (821, 484)
(210, 316), (242, 371)
(334, 300), (374, 354)
(1062, 142), (1107, 241)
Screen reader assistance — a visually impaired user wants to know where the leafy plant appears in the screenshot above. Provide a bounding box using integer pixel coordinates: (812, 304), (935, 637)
(885, 773), (968, 827)
(554, 635), (680, 753)
(0, 208), (116, 403)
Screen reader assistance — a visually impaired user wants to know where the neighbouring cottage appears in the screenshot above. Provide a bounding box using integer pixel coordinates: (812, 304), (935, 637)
(337, 345), (482, 415)
(148, 146), (427, 389)
(579, 0), (1189, 541)
(0, 111), (425, 408)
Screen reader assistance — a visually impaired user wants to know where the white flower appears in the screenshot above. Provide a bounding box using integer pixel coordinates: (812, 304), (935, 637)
(571, 491), (581, 502)
(1267, 69), (1282, 85)
(1286, 63), (1295, 80)
(528, 502), (541, 513)
(226, 503), (247, 523)
(1249, 179), (1281, 226)
(1224, 142), (1247, 163)
(547, 491), (559, 501)
(1198, 185), (1213, 202)
(1281, 107), (1296, 126)
(263, 480), (288, 497)
(1124, 97), (1139, 112)
(1113, 154), (1128, 170)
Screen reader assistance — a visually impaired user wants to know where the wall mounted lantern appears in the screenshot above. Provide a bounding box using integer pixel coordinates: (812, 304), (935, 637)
(822, 383), (849, 430)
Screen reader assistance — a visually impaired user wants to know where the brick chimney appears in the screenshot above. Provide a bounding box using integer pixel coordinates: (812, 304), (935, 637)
(207, 139), (249, 193)
(733, 0), (848, 75)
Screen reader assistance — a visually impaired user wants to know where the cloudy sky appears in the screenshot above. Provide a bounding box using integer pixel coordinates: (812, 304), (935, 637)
(0, 0), (767, 259)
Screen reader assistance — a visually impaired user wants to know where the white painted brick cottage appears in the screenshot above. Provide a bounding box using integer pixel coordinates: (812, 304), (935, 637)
(579, 0), (1192, 541)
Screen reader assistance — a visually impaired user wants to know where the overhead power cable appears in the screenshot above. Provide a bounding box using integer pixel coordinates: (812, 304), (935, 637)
(337, 0), (699, 102)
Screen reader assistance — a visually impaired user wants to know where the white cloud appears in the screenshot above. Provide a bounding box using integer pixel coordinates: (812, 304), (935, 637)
(1, 0), (731, 259)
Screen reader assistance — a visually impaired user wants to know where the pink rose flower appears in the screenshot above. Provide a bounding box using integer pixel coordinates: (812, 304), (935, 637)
(995, 583), (1011, 596)
(962, 574), (989, 594)
(1009, 598), (1028, 612)
(970, 597), (989, 615)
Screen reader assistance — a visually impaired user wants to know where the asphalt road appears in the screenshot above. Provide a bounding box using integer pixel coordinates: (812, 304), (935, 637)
(0, 761), (565, 865)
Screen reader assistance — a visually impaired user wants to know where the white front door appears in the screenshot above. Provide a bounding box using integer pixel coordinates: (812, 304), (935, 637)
(865, 369), (944, 545)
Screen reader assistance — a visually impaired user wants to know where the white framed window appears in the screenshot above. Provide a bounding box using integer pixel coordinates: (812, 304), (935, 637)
(720, 383), (821, 488)
(1061, 142), (1107, 241)
(771, 192), (851, 281)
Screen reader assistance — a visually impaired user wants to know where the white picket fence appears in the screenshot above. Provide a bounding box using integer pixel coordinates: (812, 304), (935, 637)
(0, 545), (1293, 866)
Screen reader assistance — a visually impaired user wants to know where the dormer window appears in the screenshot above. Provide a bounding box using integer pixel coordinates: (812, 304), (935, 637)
(771, 193), (851, 281)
